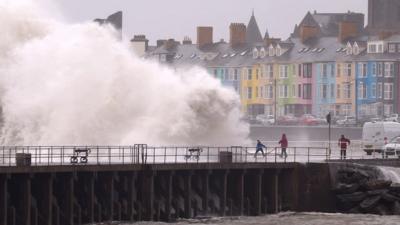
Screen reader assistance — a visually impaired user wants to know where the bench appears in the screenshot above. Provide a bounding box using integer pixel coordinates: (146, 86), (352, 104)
(71, 148), (91, 163)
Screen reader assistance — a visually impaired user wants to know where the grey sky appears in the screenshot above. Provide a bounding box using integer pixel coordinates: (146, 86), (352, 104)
(53, 0), (367, 45)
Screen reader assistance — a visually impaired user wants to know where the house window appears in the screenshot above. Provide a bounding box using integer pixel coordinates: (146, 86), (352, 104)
(384, 62), (394, 77)
(337, 64), (341, 77)
(337, 84), (341, 99)
(256, 69), (259, 80)
(378, 44), (383, 53)
(343, 63), (352, 76)
(224, 69), (229, 80)
(247, 87), (252, 99)
(298, 64), (302, 77)
(330, 65), (335, 77)
(276, 47), (281, 56)
(279, 85), (288, 98)
(269, 85), (274, 99)
(303, 84), (312, 99)
(298, 84), (302, 97)
(303, 63), (312, 78)
(344, 83), (352, 99)
(398, 44), (400, 53)
(384, 104), (393, 116)
(377, 82), (382, 98)
(266, 65), (273, 78)
(368, 44), (377, 53)
(234, 69), (238, 80)
(360, 63), (367, 78)
(322, 64), (328, 78)
(371, 83), (376, 98)
(384, 83), (394, 100)
(389, 44), (396, 53)
(255, 86), (259, 98)
(292, 85), (296, 98)
(248, 69), (252, 80)
(279, 65), (288, 78)
(322, 84), (328, 99)
(269, 46), (274, 56)
(372, 63), (377, 76)
(377, 63), (383, 77)
(252, 48), (259, 59)
(358, 82), (367, 99)
(330, 84), (335, 98)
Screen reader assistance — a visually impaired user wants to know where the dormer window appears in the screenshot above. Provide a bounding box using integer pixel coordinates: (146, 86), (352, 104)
(353, 42), (359, 55)
(252, 48), (259, 59)
(276, 44), (282, 56)
(260, 47), (266, 58)
(346, 42), (353, 55)
(378, 44), (384, 53)
(268, 45), (275, 56)
(389, 43), (396, 53)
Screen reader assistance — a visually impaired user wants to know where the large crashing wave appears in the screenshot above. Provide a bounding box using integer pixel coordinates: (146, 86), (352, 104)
(0, 2), (250, 146)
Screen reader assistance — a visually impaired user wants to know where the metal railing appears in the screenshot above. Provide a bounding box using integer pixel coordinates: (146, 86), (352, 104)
(0, 142), (394, 167)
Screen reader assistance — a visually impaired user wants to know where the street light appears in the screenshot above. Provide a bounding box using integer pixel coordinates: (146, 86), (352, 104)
(269, 79), (277, 124)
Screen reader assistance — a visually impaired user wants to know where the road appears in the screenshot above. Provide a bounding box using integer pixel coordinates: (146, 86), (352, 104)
(250, 125), (362, 142)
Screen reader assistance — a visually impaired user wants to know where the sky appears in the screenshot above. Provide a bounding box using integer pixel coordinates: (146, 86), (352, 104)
(53, 0), (367, 45)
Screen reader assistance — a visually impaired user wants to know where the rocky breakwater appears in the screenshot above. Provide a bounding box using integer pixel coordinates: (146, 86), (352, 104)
(333, 168), (400, 215)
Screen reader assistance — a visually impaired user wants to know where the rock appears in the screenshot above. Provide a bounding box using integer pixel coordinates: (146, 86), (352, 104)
(392, 201), (400, 215)
(360, 195), (381, 211)
(337, 192), (367, 203)
(389, 183), (400, 192)
(374, 204), (391, 215)
(333, 183), (360, 194)
(367, 189), (387, 196)
(382, 192), (400, 202)
(363, 180), (392, 191)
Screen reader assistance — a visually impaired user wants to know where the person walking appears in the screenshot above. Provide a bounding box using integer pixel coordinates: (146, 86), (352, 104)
(279, 134), (288, 159)
(338, 134), (351, 160)
(255, 140), (266, 157)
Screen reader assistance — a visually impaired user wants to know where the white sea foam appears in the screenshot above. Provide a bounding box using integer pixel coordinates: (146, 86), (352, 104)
(0, 1), (250, 146)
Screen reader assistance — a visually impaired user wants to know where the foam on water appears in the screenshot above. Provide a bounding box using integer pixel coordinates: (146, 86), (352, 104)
(117, 212), (400, 225)
(0, 1), (250, 146)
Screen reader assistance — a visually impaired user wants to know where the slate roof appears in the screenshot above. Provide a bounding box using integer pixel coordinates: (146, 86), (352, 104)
(292, 11), (364, 38)
(246, 12), (263, 44)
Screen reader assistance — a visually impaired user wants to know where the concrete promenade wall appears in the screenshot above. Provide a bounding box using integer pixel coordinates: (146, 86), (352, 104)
(0, 162), (335, 225)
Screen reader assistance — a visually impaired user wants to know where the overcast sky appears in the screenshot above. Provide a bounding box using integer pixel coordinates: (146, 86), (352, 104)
(53, 0), (367, 45)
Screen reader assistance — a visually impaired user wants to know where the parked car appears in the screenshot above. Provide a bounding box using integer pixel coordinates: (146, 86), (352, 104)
(299, 114), (320, 126)
(276, 114), (298, 125)
(336, 116), (357, 126)
(256, 114), (275, 125)
(362, 121), (400, 155)
(241, 115), (259, 125)
(384, 114), (399, 122)
(382, 136), (400, 158)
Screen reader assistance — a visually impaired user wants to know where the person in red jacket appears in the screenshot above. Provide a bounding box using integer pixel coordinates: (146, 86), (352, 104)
(338, 134), (351, 160)
(279, 134), (288, 159)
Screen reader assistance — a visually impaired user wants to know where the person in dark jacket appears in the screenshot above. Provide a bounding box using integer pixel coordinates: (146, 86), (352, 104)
(255, 140), (266, 157)
(279, 134), (288, 159)
(338, 134), (351, 160)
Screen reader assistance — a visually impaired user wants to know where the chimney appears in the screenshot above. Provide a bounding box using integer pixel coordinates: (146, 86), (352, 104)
(197, 26), (213, 48)
(157, 39), (167, 47)
(229, 23), (246, 47)
(300, 25), (319, 43)
(165, 39), (178, 50)
(130, 35), (149, 56)
(183, 36), (192, 45)
(338, 21), (359, 42)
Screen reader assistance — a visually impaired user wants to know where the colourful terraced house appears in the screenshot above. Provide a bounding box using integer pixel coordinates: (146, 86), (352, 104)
(146, 2), (400, 120)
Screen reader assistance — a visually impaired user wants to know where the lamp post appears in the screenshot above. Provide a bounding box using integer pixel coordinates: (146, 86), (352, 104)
(270, 79), (277, 124)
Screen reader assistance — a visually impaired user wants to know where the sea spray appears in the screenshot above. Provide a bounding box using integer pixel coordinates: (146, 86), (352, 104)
(0, 1), (250, 146)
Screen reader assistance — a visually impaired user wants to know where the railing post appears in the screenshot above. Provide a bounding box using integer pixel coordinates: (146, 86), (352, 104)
(274, 147), (277, 163)
(307, 147), (310, 163)
(294, 147), (296, 163)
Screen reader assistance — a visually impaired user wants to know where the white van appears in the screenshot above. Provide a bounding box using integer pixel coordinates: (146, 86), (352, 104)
(362, 121), (400, 155)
